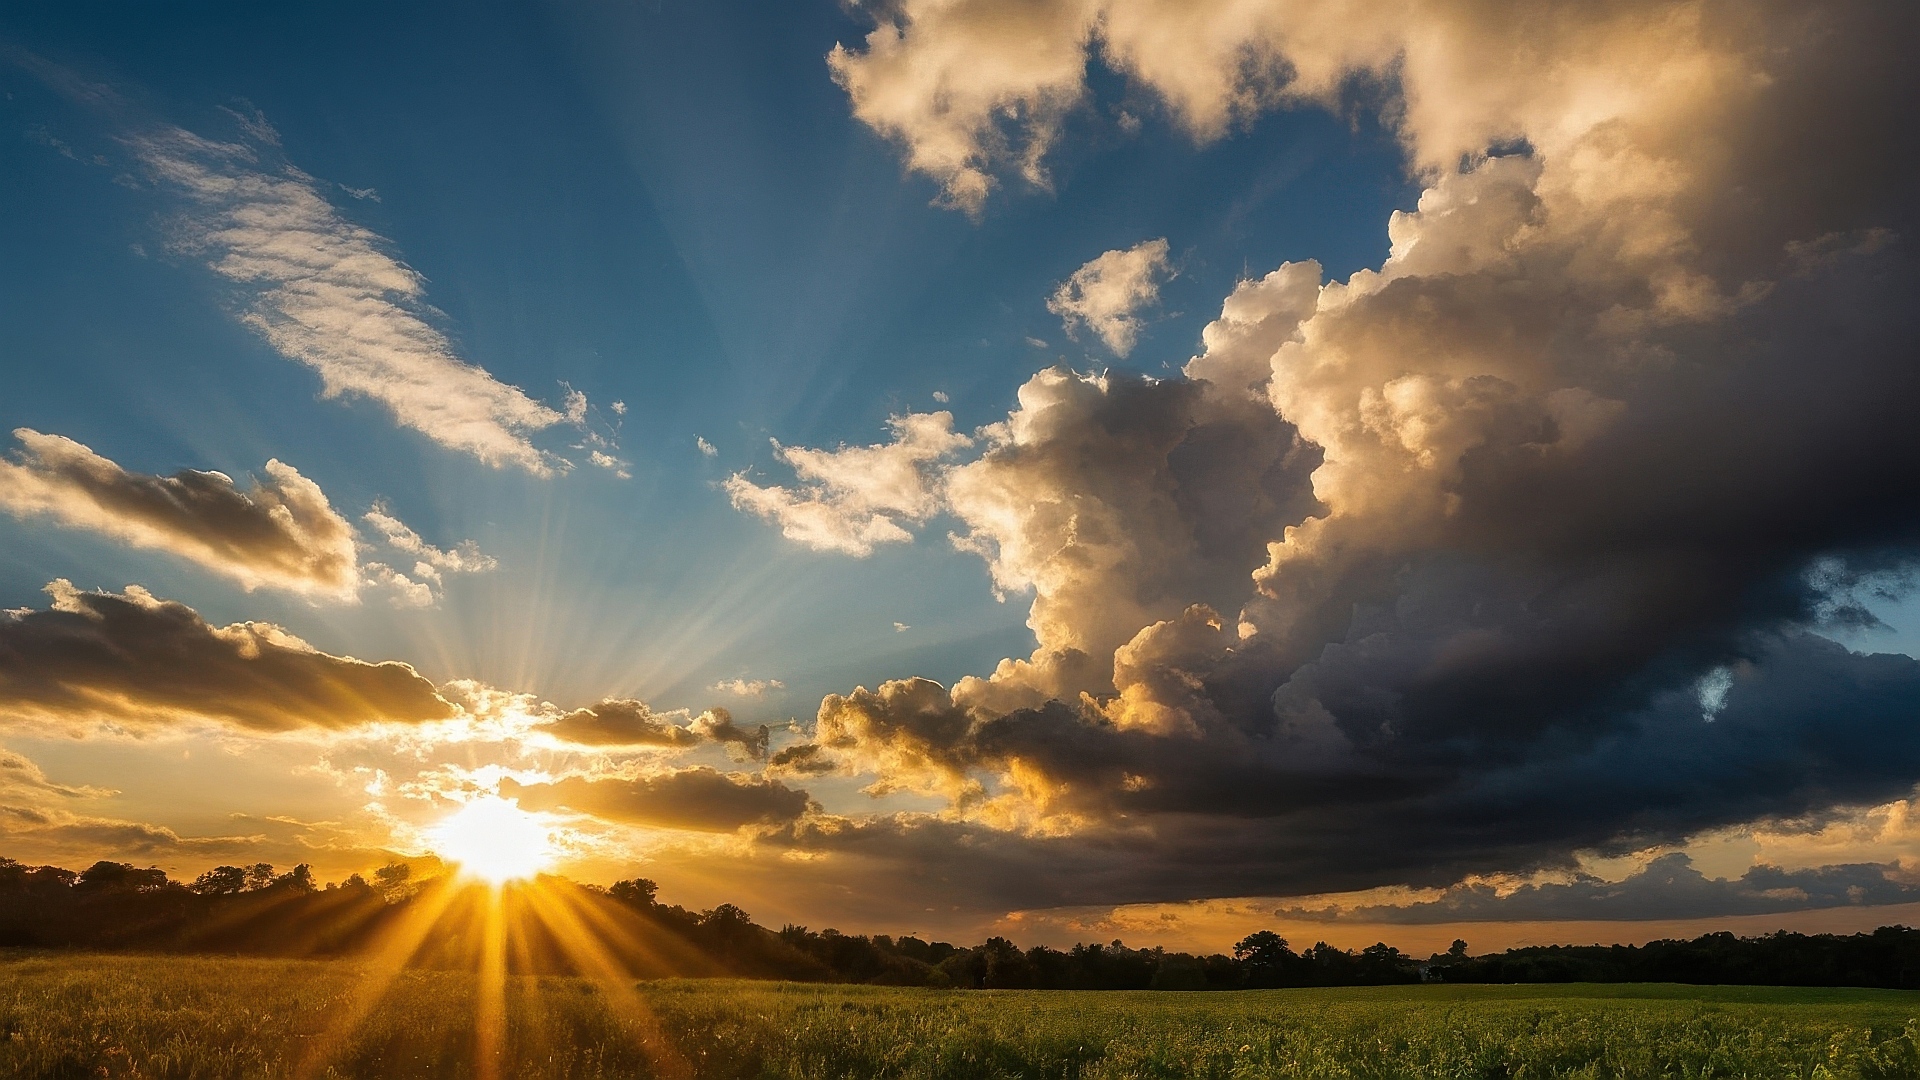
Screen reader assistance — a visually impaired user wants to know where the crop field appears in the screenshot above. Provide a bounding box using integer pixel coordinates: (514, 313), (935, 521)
(4, 953), (1920, 1079)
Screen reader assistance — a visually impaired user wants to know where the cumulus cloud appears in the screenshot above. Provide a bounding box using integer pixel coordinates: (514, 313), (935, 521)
(0, 430), (359, 599)
(1047, 239), (1171, 355)
(711, 678), (784, 698)
(770, 0), (1920, 913)
(828, 0), (1097, 212)
(500, 768), (811, 832)
(537, 699), (702, 749)
(0, 580), (455, 732)
(538, 701), (768, 759)
(132, 121), (573, 473)
(361, 501), (498, 604)
(725, 412), (972, 555)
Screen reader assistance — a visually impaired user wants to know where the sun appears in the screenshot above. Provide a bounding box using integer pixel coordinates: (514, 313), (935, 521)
(429, 796), (556, 885)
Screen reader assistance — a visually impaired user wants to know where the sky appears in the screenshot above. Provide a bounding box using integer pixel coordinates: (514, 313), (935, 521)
(1, 0), (1918, 953)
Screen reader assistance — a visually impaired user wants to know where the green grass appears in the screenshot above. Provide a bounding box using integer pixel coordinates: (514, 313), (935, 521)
(4, 952), (1920, 1078)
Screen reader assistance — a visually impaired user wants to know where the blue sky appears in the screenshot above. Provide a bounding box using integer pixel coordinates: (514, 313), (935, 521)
(0, 0), (1413, 718)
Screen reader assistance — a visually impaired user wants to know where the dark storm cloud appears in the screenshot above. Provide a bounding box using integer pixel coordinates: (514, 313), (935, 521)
(0, 581), (455, 732)
(501, 768), (812, 832)
(1279, 854), (1920, 925)
(737, 0), (1920, 918)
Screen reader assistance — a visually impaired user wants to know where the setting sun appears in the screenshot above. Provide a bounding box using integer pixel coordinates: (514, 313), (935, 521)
(429, 796), (555, 885)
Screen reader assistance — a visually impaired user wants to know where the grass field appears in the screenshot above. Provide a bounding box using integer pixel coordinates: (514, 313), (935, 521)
(4, 953), (1920, 1078)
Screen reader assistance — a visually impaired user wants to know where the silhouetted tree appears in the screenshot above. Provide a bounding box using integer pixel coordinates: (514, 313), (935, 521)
(608, 878), (658, 908)
(1235, 930), (1297, 987)
(191, 866), (249, 895)
(75, 861), (170, 894)
(273, 864), (316, 893)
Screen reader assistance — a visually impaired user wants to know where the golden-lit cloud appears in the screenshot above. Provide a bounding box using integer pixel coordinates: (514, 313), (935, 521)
(0, 580), (455, 732)
(0, 429), (359, 599)
(724, 412), (971, 555)
(500, 769), (812, 833)
(1047, 238), (1171, 355)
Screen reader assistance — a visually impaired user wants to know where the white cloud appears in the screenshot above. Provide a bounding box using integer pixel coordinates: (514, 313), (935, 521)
(361, 562), (435, 608)
(696, 436), (718, 457)
(360, 502), (497, 606)
(587, 450), (632, 479)
(711, 678), (785, 698)
(133, 123), (572, 474)
(828, 0), (1096, 212)
(0, 429), (360, 599)
(1047, 238), (1171, 355)
(725, 412), (972, 556)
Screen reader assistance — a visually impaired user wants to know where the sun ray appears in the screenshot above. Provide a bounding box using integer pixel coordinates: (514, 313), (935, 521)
(474, 885), (508, 1080)
(293, 877), (463, 1080)
(517, 882), (695, 1080)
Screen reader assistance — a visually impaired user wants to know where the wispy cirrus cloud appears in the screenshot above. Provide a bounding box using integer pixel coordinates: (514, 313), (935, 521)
(132, 120), (577, 474)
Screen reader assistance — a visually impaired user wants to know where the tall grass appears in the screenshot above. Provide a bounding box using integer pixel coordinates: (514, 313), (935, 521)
(3, 952), (1918, 1078)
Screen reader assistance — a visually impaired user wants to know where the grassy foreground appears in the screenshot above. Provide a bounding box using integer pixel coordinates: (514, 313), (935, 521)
(5, 953), (1920, 1078)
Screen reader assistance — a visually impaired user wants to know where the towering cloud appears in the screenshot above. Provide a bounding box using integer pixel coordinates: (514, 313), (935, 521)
(0, 429), (359, 599)
(741, 0), (1920, 910)
(0, 581), (455, 732)
(133, 121), (574, 474)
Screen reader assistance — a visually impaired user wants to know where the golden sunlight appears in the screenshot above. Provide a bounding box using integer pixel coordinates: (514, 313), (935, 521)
(429, 796), (556, 885)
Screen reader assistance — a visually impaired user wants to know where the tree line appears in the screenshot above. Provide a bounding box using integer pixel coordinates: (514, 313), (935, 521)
(5, 856), (1920, 989)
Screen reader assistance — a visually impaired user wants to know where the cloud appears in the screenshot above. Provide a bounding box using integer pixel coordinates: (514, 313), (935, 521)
(537, 701), (767, 758)
(0, 429), (361, 599)
(0, 804), (264, 856)
(362, 503), (496, 575)
(725, 412), (972, 555)
(0, 747), (113, 801)
(1047, 239), (1171, 355)
(767, 0), (1920, 913)
(696, 436), (718, 457)
(500, 768), (811, 833)
(0, 580), (455, 732)
(828, 0), (1097, 212)
(132, 122), (572, 474)
(1276, 854), (1920, 925)
(711, 678), (784, 698)
(536, 699), (703, 749)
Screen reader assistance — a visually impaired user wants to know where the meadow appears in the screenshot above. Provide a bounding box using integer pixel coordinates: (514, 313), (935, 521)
(4, 952), (1920, 1079)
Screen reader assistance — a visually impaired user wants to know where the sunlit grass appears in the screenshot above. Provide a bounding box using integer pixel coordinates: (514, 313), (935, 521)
(5, 952), (1920, 1078)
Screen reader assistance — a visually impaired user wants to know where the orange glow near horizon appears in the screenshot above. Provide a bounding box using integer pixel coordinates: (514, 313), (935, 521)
(429, 796), (557, 885)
